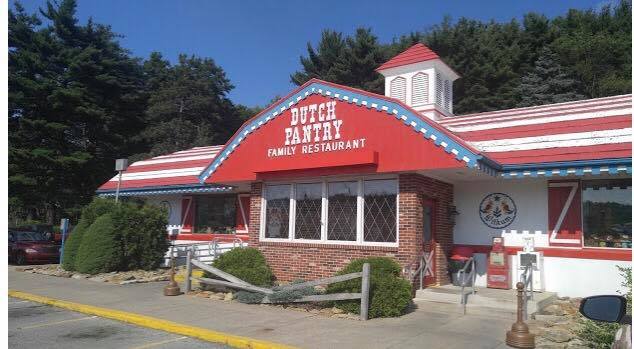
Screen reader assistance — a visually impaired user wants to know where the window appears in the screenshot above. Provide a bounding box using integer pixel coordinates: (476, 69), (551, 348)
(264, 185), (291, 239)
(582, 179), (632, 248)
(328, 181), (358, 241)
(194, 195), (236, 233)
(262, 178), (398, 245)
(390, 77), (406, 103)
(363, 179), (398, 243)
(412, 73), (429, 105)
(294, 183), (322, 240)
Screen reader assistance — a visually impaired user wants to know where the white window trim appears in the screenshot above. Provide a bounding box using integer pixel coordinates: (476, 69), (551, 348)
(260, 176), (399, 247)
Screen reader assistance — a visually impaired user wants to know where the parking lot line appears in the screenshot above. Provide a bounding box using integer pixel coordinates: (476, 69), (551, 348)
(129, 336), (188, 349)
(20, 315), (98, 330)
(9, 289), (296, 349)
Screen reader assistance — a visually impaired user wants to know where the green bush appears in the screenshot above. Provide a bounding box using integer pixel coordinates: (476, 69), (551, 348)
(208, 247), (274, 287)
(326, 257), (412, 318)
(576, 319), (620, 349)
(234, 291), (266, 304)
(112, 202), (169, 270)
(75, 214), (124, 274)
(61, 220), (90, 271)
(62, 197), (117, 271)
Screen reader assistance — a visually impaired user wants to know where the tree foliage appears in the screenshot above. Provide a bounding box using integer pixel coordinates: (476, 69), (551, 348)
(8, 1), (243, 223)
(291, 1), (631, 113)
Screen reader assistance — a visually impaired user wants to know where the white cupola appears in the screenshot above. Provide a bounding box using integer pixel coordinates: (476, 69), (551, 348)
(377, 43), (460, 121)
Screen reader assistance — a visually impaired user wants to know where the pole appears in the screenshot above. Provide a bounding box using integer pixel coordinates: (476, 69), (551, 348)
(360, 263), (370, 321)
(506, 282), (535, 348)
(59, 218), (70, 266)
(114, 170), (123, 203)
(184, 248), (193, 293)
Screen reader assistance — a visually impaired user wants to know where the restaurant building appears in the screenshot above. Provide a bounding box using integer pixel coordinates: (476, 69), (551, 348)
(97, 44), (632, 297)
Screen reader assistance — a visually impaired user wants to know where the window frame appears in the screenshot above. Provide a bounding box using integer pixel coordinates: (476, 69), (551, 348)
(260, 176), (399, 247)
(580, 178), (632, 250)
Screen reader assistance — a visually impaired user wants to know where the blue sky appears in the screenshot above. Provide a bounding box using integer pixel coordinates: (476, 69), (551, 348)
(14, 0), (614, 107)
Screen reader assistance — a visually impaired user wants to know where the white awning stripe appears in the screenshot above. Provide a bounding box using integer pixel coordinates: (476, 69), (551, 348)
(469, 128), (632, 152)
(440, 95), (631, 125)
(153, 149), (222, 159)
(447, 108), (632, 132)
(108, 167), (205, 181)
(130, 154), (218, 167)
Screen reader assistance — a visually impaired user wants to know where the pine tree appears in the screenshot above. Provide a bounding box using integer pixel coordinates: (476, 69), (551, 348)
(141, 54), (241, 156)
(516, 48), (586, 107)
(9, 0), (146, 222)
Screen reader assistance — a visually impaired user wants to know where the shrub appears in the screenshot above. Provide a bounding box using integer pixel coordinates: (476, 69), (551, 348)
(208, 247), (274, 287)
(576, 319), (620, 349)
(75, 214), (124, 274)
(234, 291), (266, 304)
(62, 197), (117, 271)
(326, 257), (412, 318)
(112, 202), (169, 270)
(61, 220), (90, 271)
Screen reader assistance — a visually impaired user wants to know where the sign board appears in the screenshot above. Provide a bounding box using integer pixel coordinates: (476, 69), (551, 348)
(520, 253), (537, 267)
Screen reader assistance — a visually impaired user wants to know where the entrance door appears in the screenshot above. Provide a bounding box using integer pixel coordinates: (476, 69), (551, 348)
(422, 199), (436, 286)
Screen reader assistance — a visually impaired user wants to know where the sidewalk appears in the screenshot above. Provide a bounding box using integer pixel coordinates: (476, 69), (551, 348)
(9, 267), (512, 348)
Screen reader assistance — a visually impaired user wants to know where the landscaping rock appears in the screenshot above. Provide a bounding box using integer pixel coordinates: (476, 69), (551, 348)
(542, 328), (573, 343)
(542, 304), (567, 316)
(71, 274), (86, 279)
(331, 307), (344, 314)
(119, 279), (142, 285)
(88, 276), (106, 282)
(565, 339), (591, 349)
(534, 315), (570, 324)
(223, 293), (234, 301)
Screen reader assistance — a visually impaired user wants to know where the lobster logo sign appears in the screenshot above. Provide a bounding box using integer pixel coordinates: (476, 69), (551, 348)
(479, 193), (517, 229)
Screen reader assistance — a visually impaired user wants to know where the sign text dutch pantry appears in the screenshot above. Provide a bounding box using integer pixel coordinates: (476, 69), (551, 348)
(267, 101), (366, 157)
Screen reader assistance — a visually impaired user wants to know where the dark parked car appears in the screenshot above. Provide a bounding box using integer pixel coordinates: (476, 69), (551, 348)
(8, 230), (61, 265)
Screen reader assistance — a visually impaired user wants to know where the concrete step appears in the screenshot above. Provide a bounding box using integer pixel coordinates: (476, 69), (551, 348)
(414, 285), (558, 315)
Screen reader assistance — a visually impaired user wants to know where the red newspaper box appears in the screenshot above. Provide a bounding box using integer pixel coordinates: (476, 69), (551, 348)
(487, 237), (511, 289)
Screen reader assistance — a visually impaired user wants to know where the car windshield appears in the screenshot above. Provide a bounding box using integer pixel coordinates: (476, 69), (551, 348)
(15, 231), (48, 241)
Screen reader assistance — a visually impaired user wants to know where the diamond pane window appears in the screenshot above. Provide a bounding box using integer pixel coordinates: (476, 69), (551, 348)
(295, 183), (322, 240)
(264, 185), (290, 239)
(328, 181), (357, 241)
(364, 179), (398, 243)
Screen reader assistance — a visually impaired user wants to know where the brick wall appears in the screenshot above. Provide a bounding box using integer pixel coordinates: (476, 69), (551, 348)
(248, 174), (454, 284)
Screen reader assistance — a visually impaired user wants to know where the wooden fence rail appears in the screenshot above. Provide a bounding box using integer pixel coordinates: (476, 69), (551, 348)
(183, 249), (371, 320)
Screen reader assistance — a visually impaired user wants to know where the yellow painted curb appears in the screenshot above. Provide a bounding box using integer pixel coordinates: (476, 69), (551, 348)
(9, 290), (296, 349)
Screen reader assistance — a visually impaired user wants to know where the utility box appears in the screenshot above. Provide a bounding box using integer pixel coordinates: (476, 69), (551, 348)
(517, 251), (545, 291)
(487, 237), (512, 289)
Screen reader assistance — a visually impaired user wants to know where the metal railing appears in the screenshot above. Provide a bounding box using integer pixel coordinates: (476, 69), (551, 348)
(520, 263), (534, 320)
(167, 237), (244, 263)
(404, 251), (427, 291)
(458, 257), (476, 315)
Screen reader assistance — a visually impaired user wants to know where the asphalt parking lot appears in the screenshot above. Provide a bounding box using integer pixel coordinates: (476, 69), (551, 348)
(8, 297), (229, 349)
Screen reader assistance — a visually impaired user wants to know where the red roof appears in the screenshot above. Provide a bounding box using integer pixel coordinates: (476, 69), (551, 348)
(377, 43), (440, 71)
(97, 145), (224, 191)
(438, 95), (632, 165)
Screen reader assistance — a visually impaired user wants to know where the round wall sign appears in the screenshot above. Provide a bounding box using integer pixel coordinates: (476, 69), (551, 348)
(479, 193), (517, 229)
